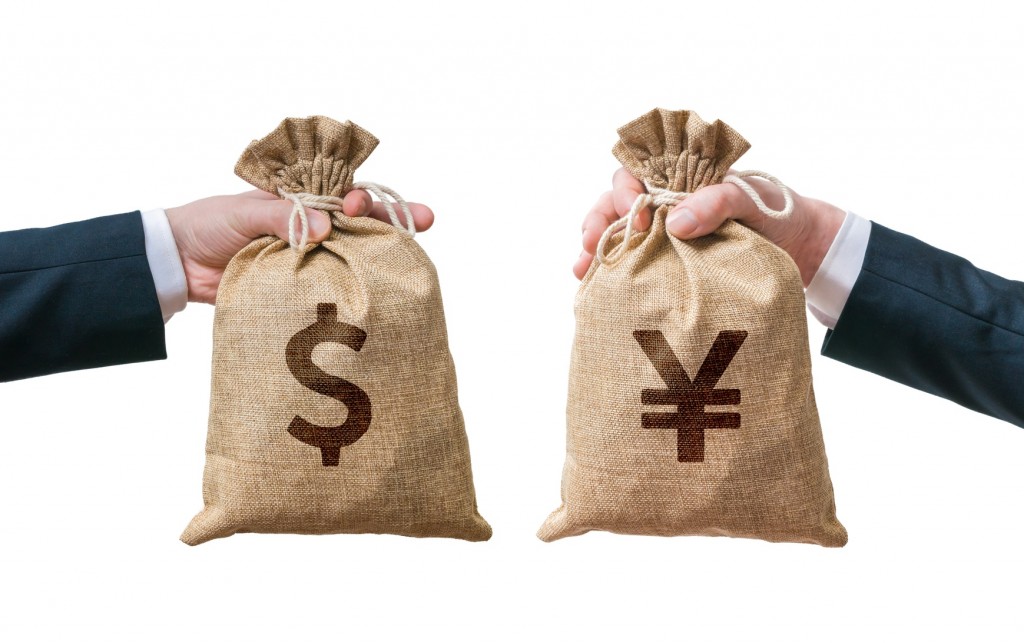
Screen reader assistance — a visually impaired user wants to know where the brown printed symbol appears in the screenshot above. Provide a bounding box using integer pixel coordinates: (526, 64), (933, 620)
(286, 303), (372, 466)
(633, 330), (748, 463)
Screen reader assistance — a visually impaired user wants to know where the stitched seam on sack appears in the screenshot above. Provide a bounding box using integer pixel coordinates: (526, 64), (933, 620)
(864, 267), (1024, 339)
(0, 252), (147, 276)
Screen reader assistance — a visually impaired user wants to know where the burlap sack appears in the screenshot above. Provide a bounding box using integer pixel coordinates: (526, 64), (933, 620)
(182, 116), (491, 545)
(538, 108), (847, 546)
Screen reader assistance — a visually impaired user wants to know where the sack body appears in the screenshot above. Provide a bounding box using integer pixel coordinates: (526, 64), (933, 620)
(183, 116), (491, 545)
(538, 109), (847, 547)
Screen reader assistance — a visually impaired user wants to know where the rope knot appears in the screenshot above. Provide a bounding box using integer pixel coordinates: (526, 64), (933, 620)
(278, 180), (416, 254)
(595, 170), (795, 267)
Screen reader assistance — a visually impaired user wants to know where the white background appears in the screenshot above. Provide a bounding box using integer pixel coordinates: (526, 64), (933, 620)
(1, 1), (1022, 641)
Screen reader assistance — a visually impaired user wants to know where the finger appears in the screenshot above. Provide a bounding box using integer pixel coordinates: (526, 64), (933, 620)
(612, 167), (650, 231)
(341, 189), (373, 217)
(581, 191), (617, 255)
(305, 208), (332, 241)
(237, 190), (332, 240)
(238, 199), (331, 243)
(573, 251), (595, 280)
(241, 189), (281, 200)
(582, 225), (609, 256)
(365, 201), (434, 232)
(664, 183), (752, 239)
(582, 191), (616, 232)
(611, 167), (644, 215)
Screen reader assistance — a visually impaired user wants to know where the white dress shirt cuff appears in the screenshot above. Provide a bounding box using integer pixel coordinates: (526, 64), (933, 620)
(805, 211), (871, 329)
(140, 208), (188, 323)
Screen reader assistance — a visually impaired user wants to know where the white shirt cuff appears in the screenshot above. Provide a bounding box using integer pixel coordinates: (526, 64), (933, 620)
(140, 208), (188, 323)
(805, 211), (871, 329)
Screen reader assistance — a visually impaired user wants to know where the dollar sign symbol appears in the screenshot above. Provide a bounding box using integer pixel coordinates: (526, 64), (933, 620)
(285, 303), (372, 466)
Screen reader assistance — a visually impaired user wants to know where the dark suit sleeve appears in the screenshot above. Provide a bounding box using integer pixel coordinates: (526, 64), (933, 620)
(0, 211), (167, 382)
(821, 222), (1024, 428)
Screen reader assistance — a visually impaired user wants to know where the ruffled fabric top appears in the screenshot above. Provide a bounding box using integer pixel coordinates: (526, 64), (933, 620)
(234, 116), (379, 197)
(612, 109), (750, 193)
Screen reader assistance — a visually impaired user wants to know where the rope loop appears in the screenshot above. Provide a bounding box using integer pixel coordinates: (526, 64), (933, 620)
(351, 181), (416, 237)
(278, 181), (416, 256)
(595, 170), (794, 267)
(278, 189), (344, 251)
(722, 170), (795, 220)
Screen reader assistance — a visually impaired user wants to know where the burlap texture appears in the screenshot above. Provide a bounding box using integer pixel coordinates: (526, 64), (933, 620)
(182, 116), (491, 545)
(538, 109), (847, 546)
(234, 115), (378, 197)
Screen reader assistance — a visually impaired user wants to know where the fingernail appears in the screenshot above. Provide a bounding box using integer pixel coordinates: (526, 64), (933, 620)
(309, 210), (331, 237)
(359, 196), (372, 216)
(666, 206), (698, 237)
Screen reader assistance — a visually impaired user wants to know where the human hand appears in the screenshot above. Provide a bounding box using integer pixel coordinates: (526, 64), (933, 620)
(574, 168), (845, 286)
(166, 189), (435, 304)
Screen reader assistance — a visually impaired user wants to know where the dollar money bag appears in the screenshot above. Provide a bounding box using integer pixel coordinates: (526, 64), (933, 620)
(537, 109), (847, 546)
(181, 116), (491, 544)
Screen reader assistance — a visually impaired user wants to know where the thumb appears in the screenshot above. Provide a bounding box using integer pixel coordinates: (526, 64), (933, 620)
(664, 183), (749, 240)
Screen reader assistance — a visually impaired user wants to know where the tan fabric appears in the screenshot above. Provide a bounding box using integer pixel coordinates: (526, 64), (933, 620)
(182, 116), (491, 545)
(234, 115), (378, 199)
(538, 109), (847, 547)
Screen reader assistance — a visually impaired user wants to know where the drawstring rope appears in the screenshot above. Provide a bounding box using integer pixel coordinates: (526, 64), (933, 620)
(278, 180), (416, 253)
(595, 170), (795, 266)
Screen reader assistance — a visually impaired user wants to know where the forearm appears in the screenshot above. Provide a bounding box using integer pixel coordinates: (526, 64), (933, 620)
(0, 212), (168, 382)
(820, 223), (1024, 428)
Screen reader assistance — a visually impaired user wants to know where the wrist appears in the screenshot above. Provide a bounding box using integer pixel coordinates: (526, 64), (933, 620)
(791, 196), (845, 287)
(164, 205), (199, 302)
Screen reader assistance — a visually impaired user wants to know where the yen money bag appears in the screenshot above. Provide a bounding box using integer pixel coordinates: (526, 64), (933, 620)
(538, 109), (847, 546)
(182, 116), (491, 545)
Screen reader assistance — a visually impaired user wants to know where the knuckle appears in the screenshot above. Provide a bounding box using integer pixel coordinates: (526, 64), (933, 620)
(689, 189), (729, 223)
(705, 191), (731, 218)
(723, 182), (753, 212)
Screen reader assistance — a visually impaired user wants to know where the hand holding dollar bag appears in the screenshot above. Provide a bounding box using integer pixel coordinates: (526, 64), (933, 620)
(182, 116), (491, 545)
(538, 109), (847, 546)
